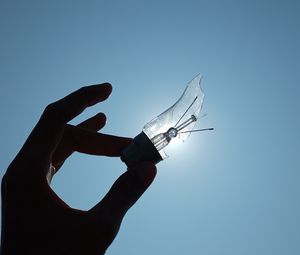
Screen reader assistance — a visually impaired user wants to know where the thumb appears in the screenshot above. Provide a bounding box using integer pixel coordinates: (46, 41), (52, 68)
(90, 162), (156, 222)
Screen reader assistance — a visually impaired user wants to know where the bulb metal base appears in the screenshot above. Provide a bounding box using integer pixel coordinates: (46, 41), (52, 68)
(121, 131), (162, 167)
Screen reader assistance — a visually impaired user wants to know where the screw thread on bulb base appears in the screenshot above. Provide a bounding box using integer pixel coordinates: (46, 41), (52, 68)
(121, 131), (163, 167)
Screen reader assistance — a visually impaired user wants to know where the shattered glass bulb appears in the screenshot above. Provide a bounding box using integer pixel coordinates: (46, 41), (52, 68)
(121, 74), (212, 167)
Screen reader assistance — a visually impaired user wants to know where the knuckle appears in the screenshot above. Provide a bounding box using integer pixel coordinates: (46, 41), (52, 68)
(78, 86), (89, 94)
(44, 102), (59, 115)
(1, 168), (18, 193)
(1, 173), (8, 191)
(42, 102), (64, 121)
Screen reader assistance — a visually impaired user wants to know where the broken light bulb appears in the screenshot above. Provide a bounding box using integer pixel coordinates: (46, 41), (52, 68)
(121, 74), (213, 167)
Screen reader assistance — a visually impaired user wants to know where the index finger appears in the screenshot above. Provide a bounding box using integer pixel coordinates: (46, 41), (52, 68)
(22, 83), (112, 160)
(48, 83), (112, 124)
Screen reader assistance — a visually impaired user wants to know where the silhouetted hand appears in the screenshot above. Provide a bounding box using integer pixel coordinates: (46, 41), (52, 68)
(1, 83), (157, 255)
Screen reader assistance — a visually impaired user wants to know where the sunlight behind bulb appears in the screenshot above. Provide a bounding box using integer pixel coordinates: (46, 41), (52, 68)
(121, 74), (213, 167)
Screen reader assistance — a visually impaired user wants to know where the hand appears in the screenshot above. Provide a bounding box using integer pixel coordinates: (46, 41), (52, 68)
(1, 83), (157, 255)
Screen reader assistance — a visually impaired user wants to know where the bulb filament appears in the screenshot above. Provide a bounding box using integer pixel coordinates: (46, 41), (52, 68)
(176, 115), (197, 131)
(151, 115), (197, 151)
(174, 96), (198, 128)
(150, 96), (213, 151)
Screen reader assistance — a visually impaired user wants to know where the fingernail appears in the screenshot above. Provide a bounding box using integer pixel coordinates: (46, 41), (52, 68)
(104, 82), (112, 92)
(129, 162), (157, 187)
(97, 112), (106, 122)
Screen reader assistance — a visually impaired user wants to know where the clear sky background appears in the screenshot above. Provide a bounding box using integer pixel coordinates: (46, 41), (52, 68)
(1, 0), (299, 254)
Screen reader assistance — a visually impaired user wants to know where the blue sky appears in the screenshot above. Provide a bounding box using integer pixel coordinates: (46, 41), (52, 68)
(0, 0), (299, 254)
